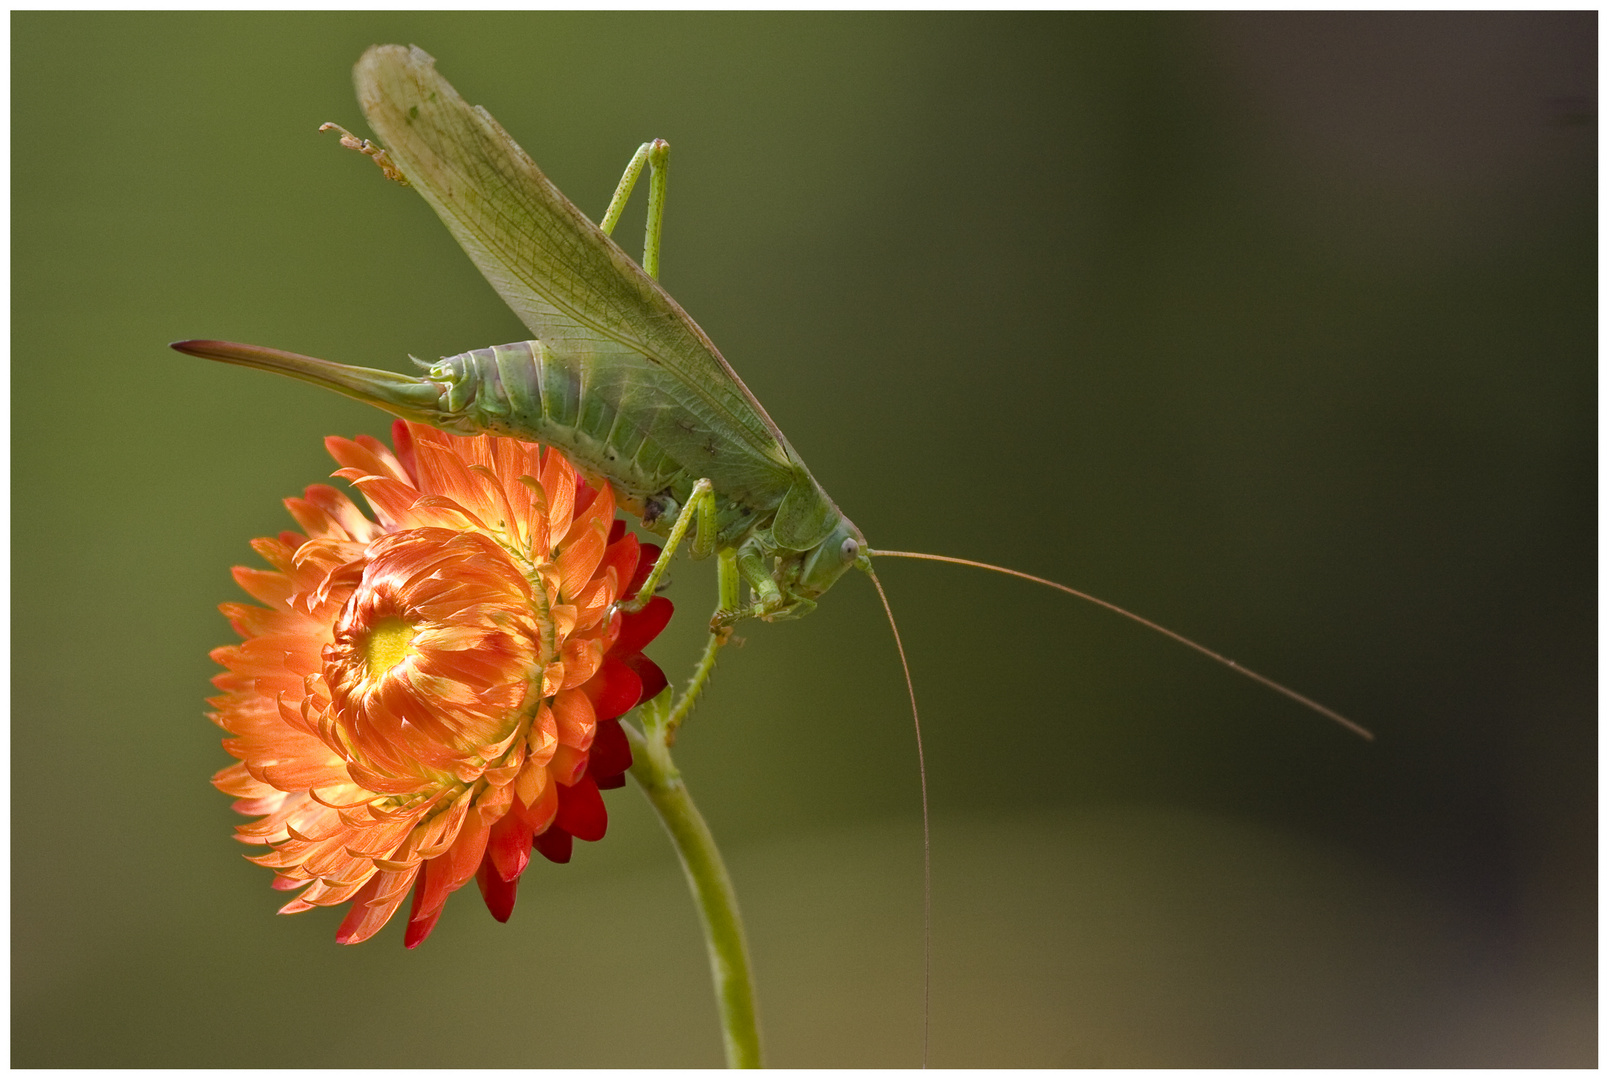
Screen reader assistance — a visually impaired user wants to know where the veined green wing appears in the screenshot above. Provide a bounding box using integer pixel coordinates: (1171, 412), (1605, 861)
(353, 45), (798, 485)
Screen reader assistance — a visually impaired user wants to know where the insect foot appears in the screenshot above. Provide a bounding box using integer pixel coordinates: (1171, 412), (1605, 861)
(319, 122), (409, 186)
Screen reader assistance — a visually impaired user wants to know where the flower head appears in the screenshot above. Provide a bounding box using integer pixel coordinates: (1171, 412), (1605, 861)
(209, 420), (672, 946)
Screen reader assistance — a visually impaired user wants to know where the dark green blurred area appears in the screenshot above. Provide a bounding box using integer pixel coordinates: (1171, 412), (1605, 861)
(12, 11), (1594, 1067)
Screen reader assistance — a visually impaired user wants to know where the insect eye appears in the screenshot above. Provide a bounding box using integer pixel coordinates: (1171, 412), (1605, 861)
(841, 537), (860, 562)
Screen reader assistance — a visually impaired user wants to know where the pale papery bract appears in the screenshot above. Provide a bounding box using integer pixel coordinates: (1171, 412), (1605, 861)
(209, 420), (671, 946)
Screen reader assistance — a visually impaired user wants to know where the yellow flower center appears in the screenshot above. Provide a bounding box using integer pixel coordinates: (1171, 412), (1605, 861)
(363, 615), (418, 675)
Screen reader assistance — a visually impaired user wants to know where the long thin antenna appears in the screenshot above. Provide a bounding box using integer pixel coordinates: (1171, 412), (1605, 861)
(868, 549), (1373, 742)
(866, 566), (931, 1067)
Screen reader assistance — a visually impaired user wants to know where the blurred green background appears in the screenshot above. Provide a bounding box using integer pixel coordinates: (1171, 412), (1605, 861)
(12, 11), (1594, 1067)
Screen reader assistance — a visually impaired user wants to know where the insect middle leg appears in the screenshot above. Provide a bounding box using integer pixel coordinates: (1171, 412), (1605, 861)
(618, 478), (718, 614)
(615, 478), (733, 738)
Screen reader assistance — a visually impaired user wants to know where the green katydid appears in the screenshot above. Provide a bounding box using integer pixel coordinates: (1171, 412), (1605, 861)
(175, 42), (1369, 1061)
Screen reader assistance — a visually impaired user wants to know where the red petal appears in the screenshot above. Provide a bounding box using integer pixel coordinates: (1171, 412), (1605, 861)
(475, 857), (520, 923)
(616, 595), (673, 654)
(404, 814), (489, 946)
(390, 420), (418, 484)
(404, 870), (445, 949)
(555, 775), (608, 843)
(404, 909), (442, 949)
(334, 873), (386, 945)
(486, 809), (533, 883)
(533, 827), (573, 864)
(607, 518), (626, 545)
(586, 655), (643, 722)
(623, 654), (668, 706)
(587, 718), (633, 782)
(627, 543), (662, 596)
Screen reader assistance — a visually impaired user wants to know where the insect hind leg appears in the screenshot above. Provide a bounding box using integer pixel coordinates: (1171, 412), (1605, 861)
(598, 138), (671, 279)
(319, 123), (409, 186)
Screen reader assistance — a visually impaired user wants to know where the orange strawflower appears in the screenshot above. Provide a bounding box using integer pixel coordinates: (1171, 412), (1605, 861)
(209, 420), (672, 946)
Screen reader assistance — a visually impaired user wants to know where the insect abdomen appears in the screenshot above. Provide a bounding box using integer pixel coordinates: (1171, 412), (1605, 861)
(432, 341), (660, 506)
(434, 341), (771, 543)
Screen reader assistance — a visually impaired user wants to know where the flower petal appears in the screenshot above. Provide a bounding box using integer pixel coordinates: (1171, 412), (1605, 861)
(585, 655), (643, 723)
(532, 826), (573, 864)
(555, 774), (608, 843)
(335, 868), (415, 945)
(588, 718), (633, 785)
(212, 423), (669, 945)
(623, 654), (669, 709)
(475, 856), (520, 923)
(551, 688), (597, 751)
(616, 595), (674, 655)
(485, 809), (533, 884)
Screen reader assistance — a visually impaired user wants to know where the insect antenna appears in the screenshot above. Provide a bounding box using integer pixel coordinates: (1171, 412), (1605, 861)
(864, 565), (931, 1067)
(867, 550), (1373, 742)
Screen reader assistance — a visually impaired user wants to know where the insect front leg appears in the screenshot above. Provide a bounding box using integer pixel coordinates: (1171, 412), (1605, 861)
(662, 548), (741, 742)
(713, 542), (817, 628)
(597, 138), (671, 279)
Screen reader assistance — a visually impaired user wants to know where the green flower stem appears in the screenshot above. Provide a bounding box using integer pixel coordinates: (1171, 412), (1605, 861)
(625, 702), (761, 1068)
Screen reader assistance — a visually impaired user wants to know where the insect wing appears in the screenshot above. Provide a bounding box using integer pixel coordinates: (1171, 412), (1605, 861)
(353, 45), (799, 487)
